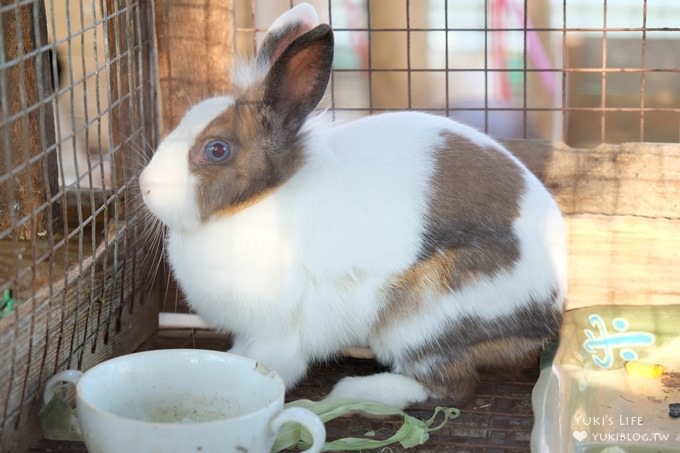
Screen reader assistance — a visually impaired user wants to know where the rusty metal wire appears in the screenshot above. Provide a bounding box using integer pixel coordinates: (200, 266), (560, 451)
(236, 0), (679, 146)
(0, 1), (156, 448)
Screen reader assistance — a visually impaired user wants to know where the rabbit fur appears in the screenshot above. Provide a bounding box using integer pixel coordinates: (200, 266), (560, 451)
(140, 3), (567, 409)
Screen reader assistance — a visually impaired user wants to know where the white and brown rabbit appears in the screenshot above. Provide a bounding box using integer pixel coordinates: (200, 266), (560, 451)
(140, 3), (567, 409)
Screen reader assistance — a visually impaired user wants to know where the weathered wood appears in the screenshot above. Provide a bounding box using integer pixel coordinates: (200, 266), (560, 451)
(153, 0), (235, 136)
(504, 140), (680, 219)
(155, 140), (680, 312)
(503, 140), (680, 308)
(105, 0), (134, 189)
(0, 1), (57, 239)
(234, 0), (255, 57)
(0, 188), (113, 303)
(565, 214), (680, 308)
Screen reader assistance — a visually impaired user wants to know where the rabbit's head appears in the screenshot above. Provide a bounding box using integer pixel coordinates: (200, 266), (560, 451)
(140, 4), (333, 232)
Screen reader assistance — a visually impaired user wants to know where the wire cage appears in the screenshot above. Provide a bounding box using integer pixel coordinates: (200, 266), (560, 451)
(295, 0), (680, 145)
(1, 0), (679, 450)
(0, 0), (156, 448)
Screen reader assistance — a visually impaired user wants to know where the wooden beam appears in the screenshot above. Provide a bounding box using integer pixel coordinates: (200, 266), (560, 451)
(504, 140), (680, 218)
(153, 0), (235, 136)
(0, 1), (57, 240)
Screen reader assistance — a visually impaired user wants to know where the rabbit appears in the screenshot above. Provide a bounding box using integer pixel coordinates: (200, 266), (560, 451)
(139, 3), (567, 409)
(51, 49), (111, 189)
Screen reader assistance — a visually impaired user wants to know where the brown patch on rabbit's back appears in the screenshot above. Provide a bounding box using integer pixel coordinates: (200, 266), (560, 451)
(188, 99), (306, 220)
(421, 131), (525, 260)
(377, 131), (526, 328)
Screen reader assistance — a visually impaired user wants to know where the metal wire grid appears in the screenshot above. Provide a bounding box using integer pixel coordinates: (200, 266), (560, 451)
(242, 0), (680, 146)
(0, 0), (156, 447)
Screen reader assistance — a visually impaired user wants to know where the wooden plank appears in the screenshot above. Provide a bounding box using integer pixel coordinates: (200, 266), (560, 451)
(0, 189), (114, 303)
(105, 0), (135, 189)
(504, 140), (680, 219)
(0, 1), (58, 239)
(153, 0), (235, 136)
(234, 0), (255, 57)
(565, 214), (680, 309)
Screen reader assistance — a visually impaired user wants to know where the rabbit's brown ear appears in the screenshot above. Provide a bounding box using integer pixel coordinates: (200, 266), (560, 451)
(256, 3), (320, 70)
(262, 24), (333, 137)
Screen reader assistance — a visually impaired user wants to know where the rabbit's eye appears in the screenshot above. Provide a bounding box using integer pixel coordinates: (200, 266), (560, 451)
(204, 140), (232, 162)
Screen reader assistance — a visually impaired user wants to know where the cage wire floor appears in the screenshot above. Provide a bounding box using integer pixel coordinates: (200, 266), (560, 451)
(31, 329), (538, 452)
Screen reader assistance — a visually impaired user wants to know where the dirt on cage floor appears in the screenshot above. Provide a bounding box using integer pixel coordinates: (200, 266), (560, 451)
(31, 330), (539, 452)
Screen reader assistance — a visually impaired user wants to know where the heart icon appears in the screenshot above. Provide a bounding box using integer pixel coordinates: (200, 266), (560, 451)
(572, 430), (588, 442)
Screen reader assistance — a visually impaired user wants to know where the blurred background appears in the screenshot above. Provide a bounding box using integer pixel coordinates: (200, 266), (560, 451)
(246, 0), (679, 146)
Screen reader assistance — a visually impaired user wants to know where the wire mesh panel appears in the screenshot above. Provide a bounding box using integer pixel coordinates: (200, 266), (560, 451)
(240, 0), (679, 147)
(0, 0), (157, 449)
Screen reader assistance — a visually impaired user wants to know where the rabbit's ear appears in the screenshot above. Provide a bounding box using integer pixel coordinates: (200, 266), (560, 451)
(263, 24), (333, 138)
(256, 3), (320, 70)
